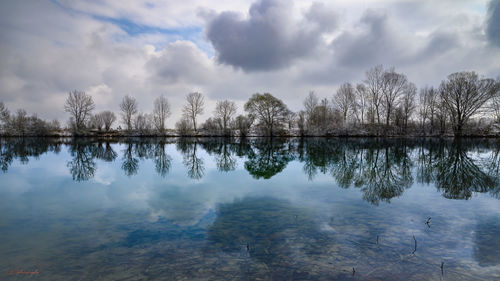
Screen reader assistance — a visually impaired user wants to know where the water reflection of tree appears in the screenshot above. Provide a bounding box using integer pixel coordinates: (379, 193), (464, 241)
(67, 140), (96, 181)
(93, 142), (118, 162)
(415, 139), (441, 184)
(485, 142), (500, 177)
(67, 139), (173, 179)
(300, 138), (337, 180)
(66, 141), (119, 181)
(121, 142), (139, 177)
(336, 142), (412, 205)
(298, 138), (500, 204)
(3, 137), (500, 203)
(66, 139), (171, 179)
(244, 139), (295, 179)
(133, 140), (153, 159)
(359, 145), (413, 204)
(416, 140), (500, 200)
(434, 141), (499, 200)
(231, 138), (254, 158)
(483, 141), (500, 199)
(0, 138), (61, 172)
(330, 142), (360, 188)
(201, 138), (236, 172)
(299, 139), (413, 205)
(177, 140), (204, 180)
(152, 141), (172, 177)
(118, 139), (172, 178)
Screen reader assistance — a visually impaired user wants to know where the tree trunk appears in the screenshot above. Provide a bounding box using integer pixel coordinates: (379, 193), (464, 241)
(430, 116), (434, 134)
(385, 106), (391, 126)
(454, 123), (463, 137)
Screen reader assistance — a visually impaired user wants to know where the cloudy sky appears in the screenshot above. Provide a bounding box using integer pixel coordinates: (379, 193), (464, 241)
(0, 0), (499, 126)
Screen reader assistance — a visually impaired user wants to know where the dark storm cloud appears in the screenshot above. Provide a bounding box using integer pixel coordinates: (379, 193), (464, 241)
(146, 41), (212, 84)
(205, 0), (336, 72)
(487, 0), (500, 46)
(419, 32), (459, 58)
(305, 2), (338, 32)
(332, 10), (401, 68)
(304, 8), (463, 86)
(333, 9), (462, 69)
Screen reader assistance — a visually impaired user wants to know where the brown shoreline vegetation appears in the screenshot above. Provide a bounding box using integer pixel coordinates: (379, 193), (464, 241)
(1, 66), (499, 138)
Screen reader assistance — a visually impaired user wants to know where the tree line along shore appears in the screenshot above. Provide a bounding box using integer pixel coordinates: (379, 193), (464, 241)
(1, 65), (500, 138)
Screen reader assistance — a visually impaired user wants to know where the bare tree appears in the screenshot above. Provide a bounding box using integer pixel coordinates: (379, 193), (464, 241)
(439, 71), (500, 136)
(175, 117), (193, 136)
(120, 95), (138, 131)
(244, 93), (289, 136)
(0, 102), (7, 119)
(214, 100), (237, 133)
(0, 104), (61, 136)
(364, 65), (384, 124)
(90, 113), (104, 131)
(309, 98), (333, 132)
(400, 83), (417, 133)
(428, 89), (439, 133)
(233, 114), (254, 137)
(153, 95), (171, 133)
(381, 68), (409, 126)
(334, 82), (355, 124)
(418, 88), (429, 132)
(0, 102), (9, 132)
(49, 119), (61, 131)
(64, 90), (95, 131)
(354, 84), (368, 124)
(27, 113), (52, 136)
(436, 95), (449, 134)
(492, 77), (500, 123)
(134, 113), (153, 133)
(202, 117), (222, 134)
(492, 94), (500, 123)
(297, 110), (306, 136)
(418, 86), (438, 133)
(12, 109), (28, 135)
(286, 111), (296, 131)
(100, 111), (116, 131)
(303, 91), (318, 128)
(182, 92), (204, 132)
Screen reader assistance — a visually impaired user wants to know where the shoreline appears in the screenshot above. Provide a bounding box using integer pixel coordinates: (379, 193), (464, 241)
(1, 133), (500, 139)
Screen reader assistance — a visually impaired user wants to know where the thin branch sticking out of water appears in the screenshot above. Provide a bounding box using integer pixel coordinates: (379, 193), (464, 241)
(412, 235), (417, 254)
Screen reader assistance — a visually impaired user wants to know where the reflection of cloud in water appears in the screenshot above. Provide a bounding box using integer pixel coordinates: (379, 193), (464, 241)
(93, 164), (116, 186)
(147, 184), (213, 226)
(207, 197), (326, 267)
(474, 217), (500, 267)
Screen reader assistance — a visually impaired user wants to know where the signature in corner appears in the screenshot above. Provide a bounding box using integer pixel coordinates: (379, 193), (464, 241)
(5, 269), (39, 275)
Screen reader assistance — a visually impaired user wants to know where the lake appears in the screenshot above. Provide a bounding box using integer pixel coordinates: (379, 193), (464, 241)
(1, 137), (499, 280)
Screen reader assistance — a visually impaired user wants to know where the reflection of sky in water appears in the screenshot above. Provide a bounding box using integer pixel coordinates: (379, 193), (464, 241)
(0, 139), (499, 280)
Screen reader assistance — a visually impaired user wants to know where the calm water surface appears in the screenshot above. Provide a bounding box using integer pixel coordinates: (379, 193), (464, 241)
(1, 137), (499, 280)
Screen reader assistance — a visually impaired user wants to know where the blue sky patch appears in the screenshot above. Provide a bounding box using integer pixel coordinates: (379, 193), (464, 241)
(92, 15), (202, 38)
